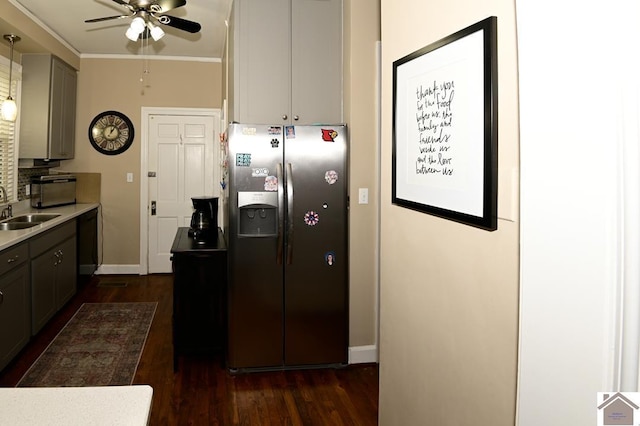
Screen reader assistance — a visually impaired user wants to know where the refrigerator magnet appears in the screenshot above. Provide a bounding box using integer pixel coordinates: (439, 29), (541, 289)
(270, 138), (280, 148)
(252, 168), (269, 177)
(321, 128), (338, 142)
(286, 126), (296, 139)
(264, 176), (278, 191)
(325, 251), (336, 266)
(325, 170), (338, 184)
(236, 153), (251, 167)
(304, 210), (320, 226)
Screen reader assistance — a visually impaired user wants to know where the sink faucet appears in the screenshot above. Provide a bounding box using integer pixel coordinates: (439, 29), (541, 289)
(0, 186), (12, 219)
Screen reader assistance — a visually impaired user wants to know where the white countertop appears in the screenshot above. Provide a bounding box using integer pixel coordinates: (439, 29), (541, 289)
(0, 385), (153, 425)
(0, 201), (100, 251)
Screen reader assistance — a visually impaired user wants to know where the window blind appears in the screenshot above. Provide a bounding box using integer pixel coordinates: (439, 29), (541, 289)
(0, 56), (21, 203)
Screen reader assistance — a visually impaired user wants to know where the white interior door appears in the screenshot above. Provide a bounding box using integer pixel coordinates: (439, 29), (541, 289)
(147, 114), (219, 273)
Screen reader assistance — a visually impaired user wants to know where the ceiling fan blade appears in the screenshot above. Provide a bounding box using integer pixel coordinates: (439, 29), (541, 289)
(110, 0), (135, 12)
(85, 14), (131, 23)
(157, 15), (201, 33)
(153, 0), (187, 13)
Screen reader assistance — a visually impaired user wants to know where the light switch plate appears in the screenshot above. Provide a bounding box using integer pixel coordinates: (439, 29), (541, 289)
(358, 188), (368, 204)
(127, 172), (133, 183)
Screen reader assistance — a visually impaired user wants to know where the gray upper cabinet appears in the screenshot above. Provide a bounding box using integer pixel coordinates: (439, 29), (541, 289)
(19, 54), (77, 160)
(229, 0), (343, 125)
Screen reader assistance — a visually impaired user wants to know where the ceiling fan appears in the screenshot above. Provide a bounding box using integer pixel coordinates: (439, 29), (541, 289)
(85, 0), (201, 41)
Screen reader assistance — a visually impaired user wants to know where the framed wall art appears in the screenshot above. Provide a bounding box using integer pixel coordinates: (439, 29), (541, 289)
(392, 16), (498, 231)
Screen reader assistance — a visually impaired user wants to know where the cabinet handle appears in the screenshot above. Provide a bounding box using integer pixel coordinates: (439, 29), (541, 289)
(6, 255), (17, 263)
(293, 115), (299, 121)
(0, 290), (3, 305)
(282, 114), (288, 120)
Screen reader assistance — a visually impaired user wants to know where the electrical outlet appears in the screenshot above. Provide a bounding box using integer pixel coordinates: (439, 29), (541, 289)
(127, 172), (134, 183)
(25, 185), (30, 196)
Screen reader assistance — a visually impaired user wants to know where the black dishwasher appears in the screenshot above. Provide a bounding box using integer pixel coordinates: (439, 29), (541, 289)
(77, 208), (99, 285)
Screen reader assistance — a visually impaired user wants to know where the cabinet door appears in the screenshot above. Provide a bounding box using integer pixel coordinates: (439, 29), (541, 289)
(61, 64), (77, 159)
(231, 0), (343, 125)
(49, 58), (76, 159)
(49, 59), (65, 159)
(31, 250), (57, 335)
(232, 0), (291, 124)
(55, 237), (77, 309)
(0, 262), (30, 371)
(291, 0), (343, 124)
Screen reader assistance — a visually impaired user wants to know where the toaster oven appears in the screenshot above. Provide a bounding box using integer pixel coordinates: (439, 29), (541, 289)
(30, 175), (77, 209)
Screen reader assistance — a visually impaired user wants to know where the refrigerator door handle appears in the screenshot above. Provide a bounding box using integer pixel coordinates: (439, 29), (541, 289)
(277, 163), (284, 264)
(286, 163), (294, 264)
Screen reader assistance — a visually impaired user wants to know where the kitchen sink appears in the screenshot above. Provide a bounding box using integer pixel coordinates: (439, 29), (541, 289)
(0, 213), (61, 230)
(2, 214), (60, 224)
(0, 222), (40, 230)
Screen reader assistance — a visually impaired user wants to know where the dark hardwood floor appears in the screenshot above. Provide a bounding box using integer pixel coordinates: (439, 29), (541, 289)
(0, 274), (379, 425)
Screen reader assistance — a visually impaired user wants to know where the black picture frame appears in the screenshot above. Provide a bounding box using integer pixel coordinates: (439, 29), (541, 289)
(392, 16), (498, 231)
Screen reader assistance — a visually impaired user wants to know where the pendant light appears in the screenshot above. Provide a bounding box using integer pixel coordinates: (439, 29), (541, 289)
(1, 34), (20, 122)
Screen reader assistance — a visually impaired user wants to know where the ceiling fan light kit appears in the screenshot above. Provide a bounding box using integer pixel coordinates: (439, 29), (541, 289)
(148, 23), (165, 41)
(131, 16), (146, 33)
(86, 0), (201, 44)
(1, 34), (20, 122)
(125, 26), (141, 42)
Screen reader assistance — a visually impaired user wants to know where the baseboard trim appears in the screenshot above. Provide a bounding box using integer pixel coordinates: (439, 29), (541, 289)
(349, 345), (378, 364)
(96, 265), (142, 275)
(78, 265), (98, 275)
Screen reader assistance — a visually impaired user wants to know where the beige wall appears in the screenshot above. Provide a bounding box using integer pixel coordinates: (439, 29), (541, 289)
(343, 0), (380, 349)
(60, 58), (222, 266)
(379, 1), (520, 425)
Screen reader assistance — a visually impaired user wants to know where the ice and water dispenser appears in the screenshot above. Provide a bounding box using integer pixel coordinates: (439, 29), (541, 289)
(237, 192), (278, 237)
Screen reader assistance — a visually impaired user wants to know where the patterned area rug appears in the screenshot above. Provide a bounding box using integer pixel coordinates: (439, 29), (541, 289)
(17, 302), (157, 387)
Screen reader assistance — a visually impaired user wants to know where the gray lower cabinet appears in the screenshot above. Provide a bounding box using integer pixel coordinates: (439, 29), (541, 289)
(30, 220), (77, 335)
(0, 243), (30, 372)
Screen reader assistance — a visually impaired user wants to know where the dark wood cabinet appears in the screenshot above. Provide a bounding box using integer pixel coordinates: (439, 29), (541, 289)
(30, 220), (77, 335)
(170, 228), (227, 369)
(0, 243), (30, 372)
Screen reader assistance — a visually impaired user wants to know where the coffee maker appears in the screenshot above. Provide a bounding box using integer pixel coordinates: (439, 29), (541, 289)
(189, 196), (219, 242)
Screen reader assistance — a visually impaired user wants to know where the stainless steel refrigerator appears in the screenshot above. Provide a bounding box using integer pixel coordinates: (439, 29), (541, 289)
(226, 123), (348, 370)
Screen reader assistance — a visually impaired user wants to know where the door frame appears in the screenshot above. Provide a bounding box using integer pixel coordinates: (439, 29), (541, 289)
(139, 107), (222, 275)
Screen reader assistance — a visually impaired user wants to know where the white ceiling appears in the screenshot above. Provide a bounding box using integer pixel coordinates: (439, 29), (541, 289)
(5, 0), (233, 60)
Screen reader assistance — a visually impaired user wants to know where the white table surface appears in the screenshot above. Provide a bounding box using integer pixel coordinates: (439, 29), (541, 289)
(0, 385), (153, 425)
